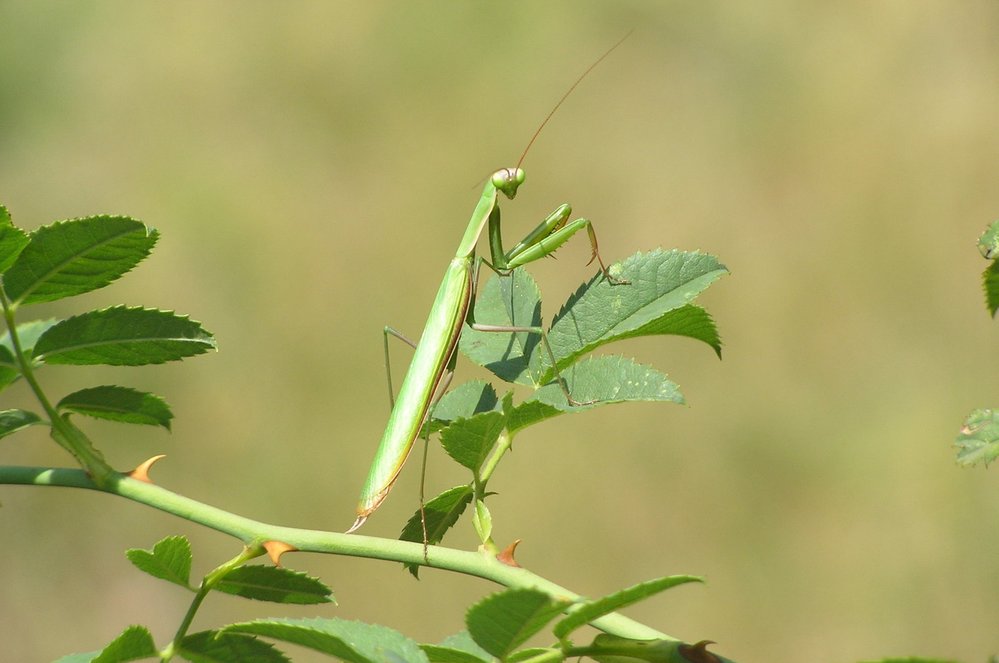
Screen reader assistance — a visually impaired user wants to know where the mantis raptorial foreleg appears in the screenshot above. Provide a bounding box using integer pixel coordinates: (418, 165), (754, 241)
(487, 203), (627, 285)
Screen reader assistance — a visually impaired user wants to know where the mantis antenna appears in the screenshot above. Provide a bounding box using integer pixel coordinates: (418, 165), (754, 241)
(515, 30), (633, 170)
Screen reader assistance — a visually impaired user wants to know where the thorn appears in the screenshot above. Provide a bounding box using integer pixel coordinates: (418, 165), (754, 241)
(128, 455), (167, 483)
(497, 539), (522, 567)
(346, 515), (367, 534)
(263, 540), (296, 566)
(677, 640), (720, 663)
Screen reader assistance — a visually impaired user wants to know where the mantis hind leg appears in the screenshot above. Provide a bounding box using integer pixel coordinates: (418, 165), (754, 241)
(419, 368), (456, 560)
(468, 320), (595, 407)
(383, 326), (418, 410)
(382, 324), (441, 560)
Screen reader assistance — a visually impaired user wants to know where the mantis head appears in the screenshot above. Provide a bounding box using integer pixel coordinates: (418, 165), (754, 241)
(492, 168), (526, 200)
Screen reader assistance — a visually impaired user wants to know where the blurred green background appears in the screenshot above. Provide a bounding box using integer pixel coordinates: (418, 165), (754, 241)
(2, 2), (998, 661)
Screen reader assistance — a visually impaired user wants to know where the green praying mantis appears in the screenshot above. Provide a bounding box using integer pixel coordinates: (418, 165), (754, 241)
(347, 37), (630, 534)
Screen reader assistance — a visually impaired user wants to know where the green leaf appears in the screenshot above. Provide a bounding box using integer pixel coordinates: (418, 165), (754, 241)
(419, 645), (489, 663)
(956, 409), (999, 467)
(553, 575), (704, 639)
(978, 220), (999, 259)
(33, 306), (216, 365)
(125, 535), (192, 589)
(53, 653), (98, 663)
(429, 380), (501, 429)
(466, 588), (572, 659)
(0, 203), (29, 274)
(58, 386), (173, 429)
(543, 249), (727, 381)
(4, 215), (157, 305)
(89, 625), (157, 663)
(0, 319), (59, 391)
(857, 659), (963, 663)
(983, 261), (999, 318)
(225, 618), (429, 663)
(214, 565), (334, 605)
(401, 485), (474, 577)
(0, 344), (18, 391)
(0, 409), (43, 439)
(459, 251), (726, 389)
(508, 356), (683, 434)
(459, 268), (545, 386)
(421, 632), (492, 663)
(473, 498), (492, 543)
(615, 304), (722, 358)
(440, 411), (506, 472)
(179, 630), (290, 663)
(0, 318), (58, 356)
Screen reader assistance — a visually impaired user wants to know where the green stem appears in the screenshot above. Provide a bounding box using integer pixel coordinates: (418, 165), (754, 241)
(479, 428), (513, 485)
(0, 291), (114, 485)
(162, 545), (263, 660)
(0, 465), (674, 643)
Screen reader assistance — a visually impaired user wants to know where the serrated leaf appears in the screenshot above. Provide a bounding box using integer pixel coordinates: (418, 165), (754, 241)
(401, 485), (474, 577)
(419, 645), (489, 663)
(544, 249), (727, 381)
(0, 204), (29, 274)
(466, 588), (572, 658)
(33, 306), (216, 365)
(421, 632), (492, 663)
(4, 216), (158, 305)
(956, 409), (999, 467)
(459, 268), (545, 386)
(0, 409), (43, 439)
(429, 380), (500, 429)
(508, 356), (683, 434)
(615, 305), (722, 358)
(125, 535), (192, 589)
(505, 400), (560, 436)
(89, 625), (157, 663)
(553, 575), (703, 639)
(459, 252), (725, 389)
(983, 261), (999, 318)
(440, 411), (506, 472)
(179, 630), (290, 663)
(214, 565), (334, 605)
(58, 385), (173, 429)
(225, 617), (428, 663)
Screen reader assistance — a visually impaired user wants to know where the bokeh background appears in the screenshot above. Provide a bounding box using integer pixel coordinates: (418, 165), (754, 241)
(2, 2), (998, 661)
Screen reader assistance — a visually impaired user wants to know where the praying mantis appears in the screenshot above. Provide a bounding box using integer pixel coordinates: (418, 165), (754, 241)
(347, 36), (629, 534)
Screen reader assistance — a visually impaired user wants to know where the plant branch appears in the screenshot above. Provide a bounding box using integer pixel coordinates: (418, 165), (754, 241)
(162, 544), (264, 660)
(1, 464), (691, 645)
(0, 291), (115, 485)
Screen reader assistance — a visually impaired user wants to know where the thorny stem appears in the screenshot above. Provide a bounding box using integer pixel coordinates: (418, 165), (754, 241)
(0, 465), (706, 647)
